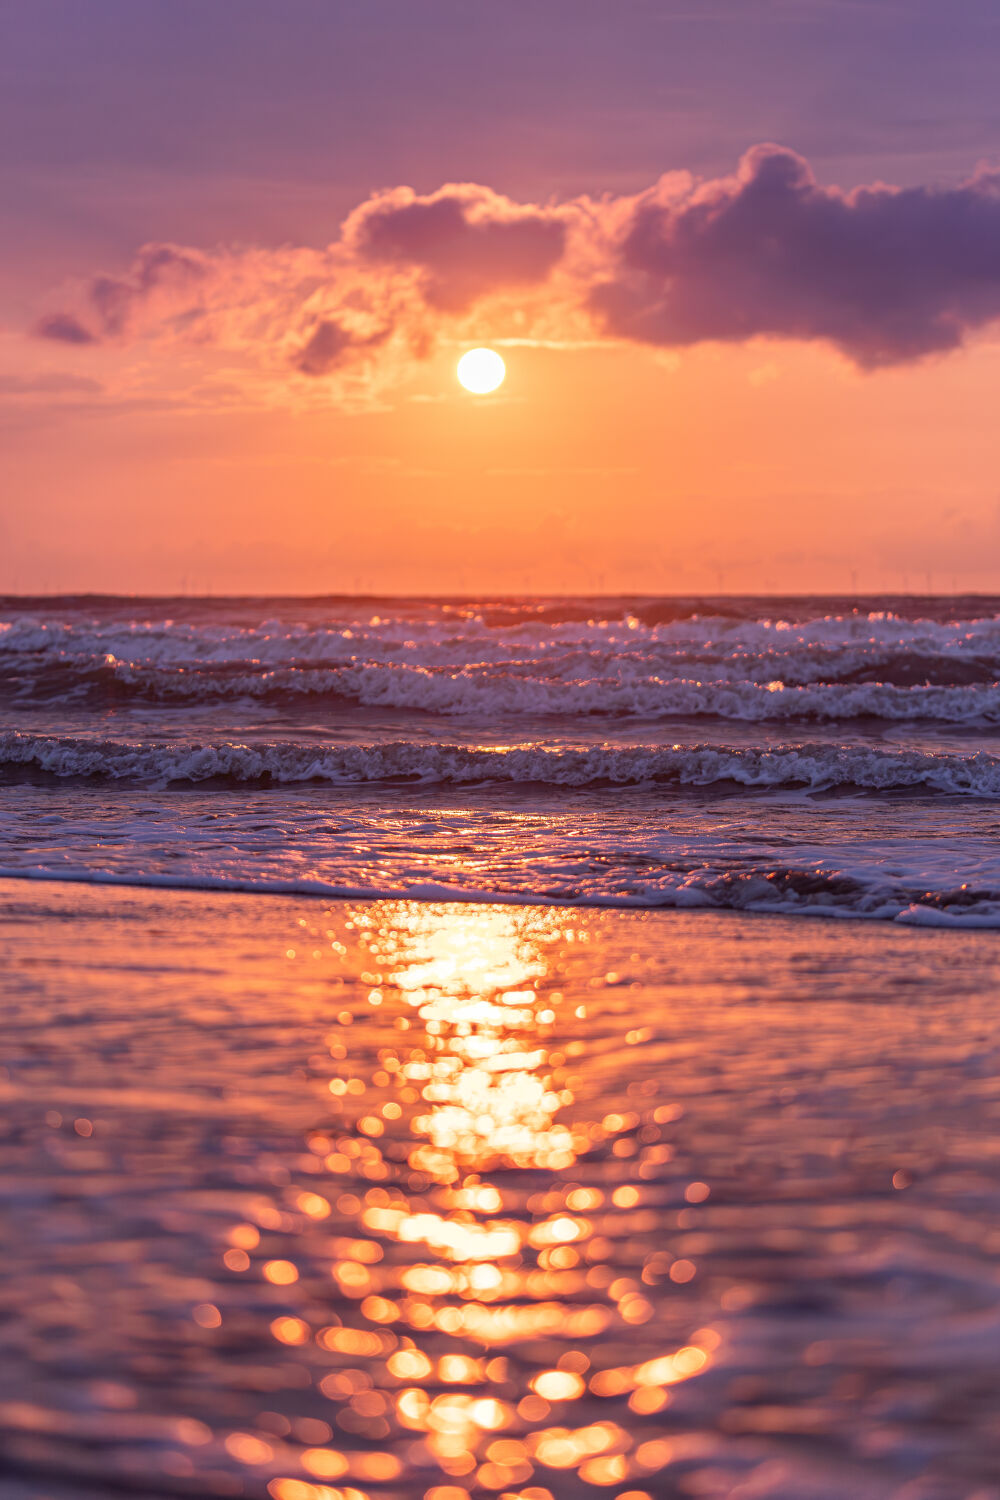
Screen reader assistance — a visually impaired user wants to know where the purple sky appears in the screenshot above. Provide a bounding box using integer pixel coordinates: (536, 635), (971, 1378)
(6, 0), (1000, 594)
(4, 0), (1000, 313)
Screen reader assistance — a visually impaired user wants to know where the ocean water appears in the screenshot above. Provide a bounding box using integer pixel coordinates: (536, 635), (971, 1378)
(5, 597), (1000, 1500)
(4, 593), (1000, 924)
(4, 885), (1000, 1500)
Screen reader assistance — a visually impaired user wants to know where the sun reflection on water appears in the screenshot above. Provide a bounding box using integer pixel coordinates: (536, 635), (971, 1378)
(6, 885), (999, 1498)
(216, 902), (716, 1499)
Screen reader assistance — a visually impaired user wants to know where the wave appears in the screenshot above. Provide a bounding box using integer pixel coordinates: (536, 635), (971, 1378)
(5, 609), (1000, 662)
(89, 664), (1000, 721)
(5, 654), (1000, 721)
(1, 857), (998, 927)
(5, 730), (1000, 794)
(5, 606), (1000, 725)
(4, 597), (1000, 639)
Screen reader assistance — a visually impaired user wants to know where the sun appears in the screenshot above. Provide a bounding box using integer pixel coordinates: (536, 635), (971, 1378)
(457, 347), (506, 394)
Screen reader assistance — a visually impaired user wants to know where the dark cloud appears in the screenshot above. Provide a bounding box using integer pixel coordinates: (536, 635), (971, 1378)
(295, 319), (355, 375)
(35, 312), (97, 344)
(350, 186), (567, 311)
(591, 145), (1000, 367)
(294, 319), (389, 376)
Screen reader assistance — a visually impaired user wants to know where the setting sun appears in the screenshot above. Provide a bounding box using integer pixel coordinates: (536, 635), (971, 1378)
(457, 347), (506, 394)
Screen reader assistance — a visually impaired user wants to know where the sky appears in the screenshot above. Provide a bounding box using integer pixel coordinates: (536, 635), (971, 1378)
(4, 0), (1000, 594)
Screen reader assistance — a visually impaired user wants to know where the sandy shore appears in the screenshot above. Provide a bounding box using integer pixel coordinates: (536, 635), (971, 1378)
(1, 879), (999, 1499)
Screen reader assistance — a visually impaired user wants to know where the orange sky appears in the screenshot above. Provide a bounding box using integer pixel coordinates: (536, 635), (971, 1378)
(6, 4), (1000, 595)
(4, 328), (1000, 596)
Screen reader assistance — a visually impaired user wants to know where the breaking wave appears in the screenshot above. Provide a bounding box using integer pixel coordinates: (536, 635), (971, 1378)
(6, 656), (1000, 721)
(4, 606), (1000, 719)
(5, 730), (1000, 794)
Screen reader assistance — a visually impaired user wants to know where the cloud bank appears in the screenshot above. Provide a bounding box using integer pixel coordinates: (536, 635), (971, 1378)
(36, 147), (1000, 390)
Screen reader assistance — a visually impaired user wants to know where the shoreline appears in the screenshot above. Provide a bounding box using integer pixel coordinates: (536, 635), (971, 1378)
(1, 864), (998, 929)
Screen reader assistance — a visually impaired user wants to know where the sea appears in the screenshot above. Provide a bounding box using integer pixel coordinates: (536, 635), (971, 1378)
(5, 594), (1000, 1500)
(4, 592), (1000, 925)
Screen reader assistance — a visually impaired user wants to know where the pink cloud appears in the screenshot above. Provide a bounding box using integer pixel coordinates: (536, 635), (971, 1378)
(35, 312), (97, 345)
(345, 183), (568, 311)
(34, 149), (1000, 389)
(294, 318), (390, 375)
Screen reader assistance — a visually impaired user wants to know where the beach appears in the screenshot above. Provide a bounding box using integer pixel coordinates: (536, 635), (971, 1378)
(9, 3), (1000, 1493)
(3, 879), (1000, 1499)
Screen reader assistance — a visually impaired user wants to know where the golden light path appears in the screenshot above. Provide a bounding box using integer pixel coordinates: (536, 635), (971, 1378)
(219, 903), (718, 1500)
(456, 347), (506, 394)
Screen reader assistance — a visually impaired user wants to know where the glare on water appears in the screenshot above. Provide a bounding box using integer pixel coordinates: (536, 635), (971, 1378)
(3, 883), (1000, 1498)
(248, 903), (718, 1496)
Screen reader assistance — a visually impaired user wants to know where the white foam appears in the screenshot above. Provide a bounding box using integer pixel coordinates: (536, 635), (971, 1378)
(6, 729), (1000, 792)
(2, 791), (1000, 924)
(4, 606), (1000, 721)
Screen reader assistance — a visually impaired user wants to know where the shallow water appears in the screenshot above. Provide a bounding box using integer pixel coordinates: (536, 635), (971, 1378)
(3, 882), (1000, 1499)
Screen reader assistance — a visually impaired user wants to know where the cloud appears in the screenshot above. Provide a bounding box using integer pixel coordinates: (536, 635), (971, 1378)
(0, 372), (103, 396)
(31, 148), (1000, 396)
(294, 318), (390, 375)
(88, 243), (210, 337)
(346, 184), (568, 311)
(591, 145), (1000, 368)
(37, 243), (212, 349)
(35, 312), (97, 345)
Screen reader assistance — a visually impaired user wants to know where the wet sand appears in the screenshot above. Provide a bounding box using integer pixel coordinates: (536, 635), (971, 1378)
(2, 881), (1000, 1499)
